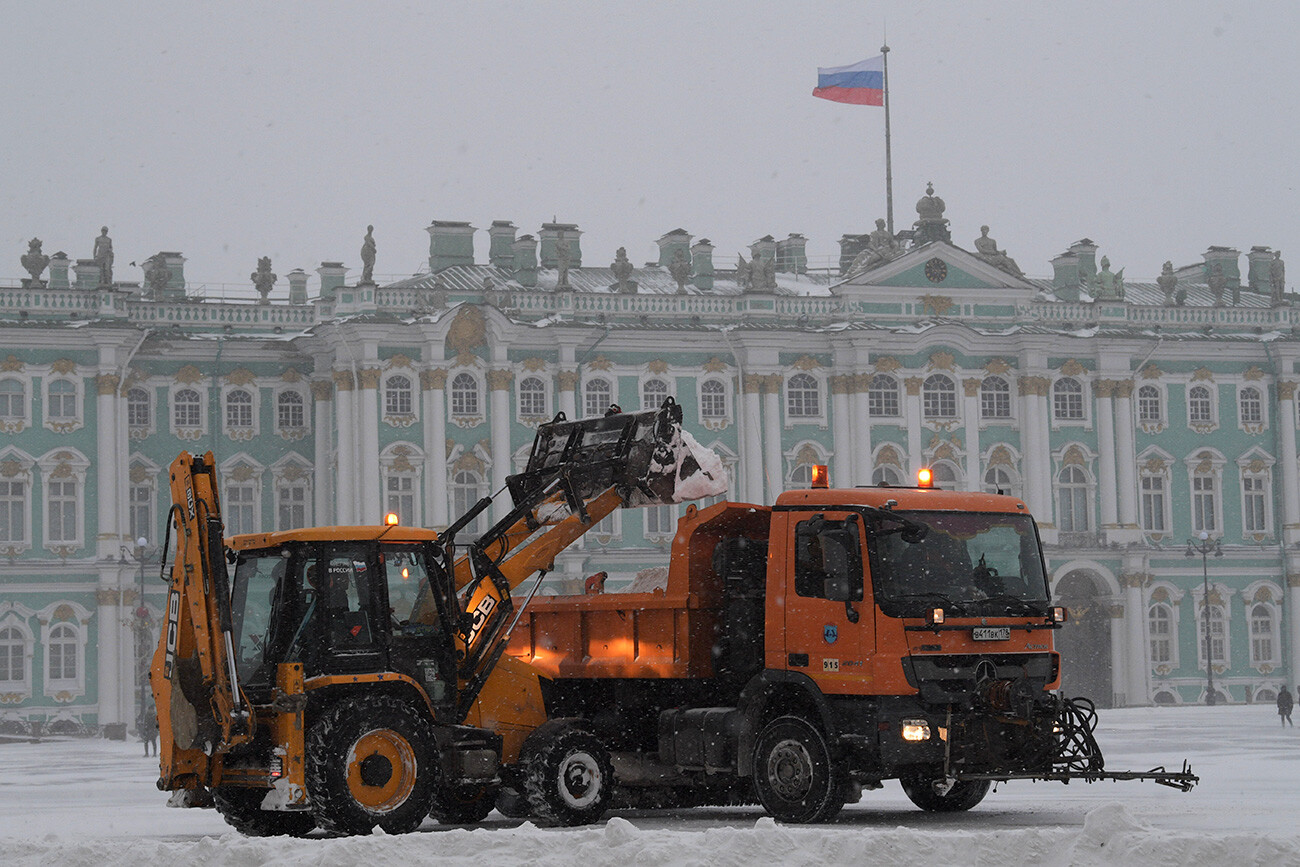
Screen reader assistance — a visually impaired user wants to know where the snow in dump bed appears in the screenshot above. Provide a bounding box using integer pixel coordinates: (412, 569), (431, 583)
(4, 705), (1300, 864)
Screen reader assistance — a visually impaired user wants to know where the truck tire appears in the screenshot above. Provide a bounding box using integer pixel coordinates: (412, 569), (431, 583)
(898, 770), (991, 812)
(522, 726), (614, 826)
(305, 695), (438, 835)
(430, 783), (496, 824)
(751, 715), (845, 823)
(212, 787), (317, 837)
(495, 786), (531, 818)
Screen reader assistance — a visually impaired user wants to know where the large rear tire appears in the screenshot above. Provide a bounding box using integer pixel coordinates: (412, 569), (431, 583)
(898, 769), (991, 812)
(305, 695), (438, 835)
(751, 715), (845, 823)
(430, 783), (496, 824)
(522, 725), (614, 826)
(212, 787), (316, 837)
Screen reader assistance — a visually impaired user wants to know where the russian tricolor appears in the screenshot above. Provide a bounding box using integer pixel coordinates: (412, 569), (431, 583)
(813, 56), (884, 106)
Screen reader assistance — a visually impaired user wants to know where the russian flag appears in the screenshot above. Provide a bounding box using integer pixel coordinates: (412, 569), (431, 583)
(813, 56), (884, 106)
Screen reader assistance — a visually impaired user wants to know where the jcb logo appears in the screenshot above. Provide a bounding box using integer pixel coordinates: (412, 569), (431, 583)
(162, 588), (181, 679)
(465, 595), (497, 647)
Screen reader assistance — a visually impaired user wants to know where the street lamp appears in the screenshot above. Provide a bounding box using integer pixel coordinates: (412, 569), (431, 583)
(121, 536), (156, 729)
(1185, 530), (1224, 705)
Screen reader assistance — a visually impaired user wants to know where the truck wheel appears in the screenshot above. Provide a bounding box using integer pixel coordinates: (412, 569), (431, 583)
(430, 784), (496, 824)
(495, 786), (531, 819)
(212, 787), (317, 837)
(305, 695), (437, 835)
(899, 770), (991, 812)
(752, 715), (845, 823)
(522, 726), (614, 826)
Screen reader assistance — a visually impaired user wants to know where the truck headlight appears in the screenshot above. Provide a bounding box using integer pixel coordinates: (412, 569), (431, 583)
(901, 719), (931, 742)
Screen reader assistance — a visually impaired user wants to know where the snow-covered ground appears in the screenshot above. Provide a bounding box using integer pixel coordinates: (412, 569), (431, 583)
(2, 705), (1297, 865)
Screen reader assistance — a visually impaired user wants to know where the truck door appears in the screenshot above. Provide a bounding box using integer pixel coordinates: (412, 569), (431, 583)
(779, 511), (874, 694)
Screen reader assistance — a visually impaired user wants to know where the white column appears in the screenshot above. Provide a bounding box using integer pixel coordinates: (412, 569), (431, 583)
(95, 373), (120, 558)
(1035, 384), (1054, 519)
(1019, 377), (1050, 521)
(830, 375), (854, 487)
(962, 377), (982, 491)
(311, 380), (334, 524)
(1278, 382), (1300, 543)
(558, 370), (577, 421)
(904, 377), (923, 478)
(852, 374), (873, 486)
(742, 375), (764, 502)
(488, 369), (513, 522)
(333, 371), (356, 524)
(1096, 380), (1119, 529)
(1124, 573), (1150, 706)
(422, 369), (449, 529)
(1288, 555), (1300, 685)
(96, 584), (121, 727)
(761, 375), (783, 500)
(358, 368), (382, 523)
(1109, 602), (1128, 707)
(1114, 381), (1138, 528)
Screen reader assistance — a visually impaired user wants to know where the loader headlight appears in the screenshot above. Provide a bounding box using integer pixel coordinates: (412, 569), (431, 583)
(901, 719), (931, 742)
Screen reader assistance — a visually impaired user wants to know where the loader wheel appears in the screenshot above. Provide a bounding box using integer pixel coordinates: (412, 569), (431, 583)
(212, 787), (316, 837)
(430, 783), (496, 824)
(305, 696), (437, 835)
(522, 725), (614, 826)
(752, 715), (845, 823)
(899, 769), (991, 812)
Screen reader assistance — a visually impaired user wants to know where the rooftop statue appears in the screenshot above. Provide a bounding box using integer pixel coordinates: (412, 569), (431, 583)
(555, 232), (571, 290)
(144, 254), (170, 300)
(973, 225), (1024, 277)
(753, 252), (777, 291)
(21, 238), (49, 285)
(911, 182), (951, 245)
(1157, 260), (1178, 305)
(251, 256), (277, 305)
(735, 254), (752, 291)
(1271, 250), (1286, 306)
(1093, 256), (1125, 301)
(669, 248), (692, 295)
(360, 225), (376, 284)
(93, 226), (113, 286)
(1208, 262), (1226, 307)
(849, 218), (902, 273)
(610, 247), (636, 294)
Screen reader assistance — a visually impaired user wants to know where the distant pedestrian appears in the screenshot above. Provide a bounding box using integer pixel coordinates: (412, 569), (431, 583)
(139, 711), (159, 756)
(1278, 686), (1294, 727)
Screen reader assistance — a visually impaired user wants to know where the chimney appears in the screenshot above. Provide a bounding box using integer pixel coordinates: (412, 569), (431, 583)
(691, 238), (715, 291)
(1052, 251), (1081, 302)
(74, 259), (99, 290)
(655, 228), (692, 267)
(749, 235), (777, 266)
(157, 252), (186, 299)
(512, 235), (538, 288)
(1202, 246), (1241, 289)
(838, 234), (869, 275)
(287, 269), (309, 305)
(1068, 239), (1098, 285)
(426, 221), (476, 272)
(49, 252), (70, 289)
(539, 223), (582, 268)
(317, 262), (348, 299)
(776, 233), (807, 274)
(488, 221), (517, 270)
(1247, 247), (1274, 295)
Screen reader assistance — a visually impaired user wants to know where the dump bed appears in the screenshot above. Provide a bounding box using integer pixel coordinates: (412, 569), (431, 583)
(506, 501), (772, 679)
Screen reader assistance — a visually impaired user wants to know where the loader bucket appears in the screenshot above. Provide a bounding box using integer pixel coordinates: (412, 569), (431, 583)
(507, 398), (726, 514)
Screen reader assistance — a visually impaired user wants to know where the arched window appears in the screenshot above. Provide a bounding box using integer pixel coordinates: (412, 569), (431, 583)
(1192, 472), (1217, 533)
(789, 464), (814, 489)
(700, 379), (727, 419)
(867, 374), (899, 417)
(1141, 471), (1168, 532)
(980, 376), (1010, 419)
(385, 474), (415, 525)
(1251, 603), (1279, 666)
(174, 388), (202, 429)
(225, 389), (253, 430)
(872, 465), (903, 486)
(1198, 604), (1228, 667)
(786, 373), (820, 418)
(1239, 386), (1263, 425)
(1149, 604), (1174, 665)
(1053, 378), (1084, 420)
(451, 469), (487, 535)
(1057, 465), (1091, 531)
(642, 378), (670, 411)
(983, 466), (1017, 496)
(1188, 385), (1213, 424)
(584, 379), (613, 418)
(47, 623), (77, 682)
(387, 374), (415, 416)
(518, 376), (547, 417)
(922, 374), (956, 419)
(47, 380), (76, 420)
(129, 477), (153, 543)
(277, 391), (305, 430)
(1137, 385), (1162, 423)
(0, 626), (24, 684)
(127, 387), (151, 428)
(0, 379), (23, 419)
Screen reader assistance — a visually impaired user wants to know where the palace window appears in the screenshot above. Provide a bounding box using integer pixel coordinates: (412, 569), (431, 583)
(1197, 604), (1228, 667)
(584, 378), (613, 418)
(1250, 603), (1279, 667)
(277, 391), (305, 431)
(174, 388), (202, 429)
(980, 376), (1011, 419)
(127, 387), (151, 428)
(47, 623), (78, 683)
(1188, 385), (1214, 425)
(1192, 474), (1217, 533)
(872, 465), (904, 486)
(387, 374), (416, 417)
(789, 463), (814, 489)
(1053, 377), (1084, 421)
(983, 466), (1019, 497)
(451, 470), (487, 535)
(385, 475), (415, 526)
(922, 375), (957, 419)
(0, 626), (24, 684)
(867, 374), (899, 417)
(700, 379), (727, 419)
(46, 479), (77, 543)
(47, 380), (77, 421)
(0, 379), (23, 419)
(129, 482), (153, 544)
(1137, 385), (1163, 424)
(225, 389), (253, 431)
(1239, 386), (1263, 425)
(786, 373), (820, 418)
(1149, 603), (1174, 666)
(642, 378), (670, 411)
(0, 479), (25, 543)
(518, 376), (547, 417)
(645, 504), (676, 538)
(1141, 473), (1168, 532)
(278, 482), (308, 530)
(1056, 465), (1091, 532)
(224, 482), (257, 536)
(1243, 473), (1269, 534)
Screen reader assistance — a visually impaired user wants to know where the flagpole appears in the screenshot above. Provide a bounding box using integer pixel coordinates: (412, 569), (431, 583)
(882, 41), (894, 237)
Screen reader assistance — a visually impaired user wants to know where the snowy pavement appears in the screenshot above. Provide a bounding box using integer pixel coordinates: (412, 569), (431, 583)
(2, 705), (1298, 865)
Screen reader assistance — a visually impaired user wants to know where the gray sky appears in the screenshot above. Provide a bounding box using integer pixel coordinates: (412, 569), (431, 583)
(5, 1), (1299, 292)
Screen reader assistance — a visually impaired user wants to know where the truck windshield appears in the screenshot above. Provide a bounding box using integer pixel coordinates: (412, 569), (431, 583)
(868, 511), (1048, 617)
(230, 552), (289, 685)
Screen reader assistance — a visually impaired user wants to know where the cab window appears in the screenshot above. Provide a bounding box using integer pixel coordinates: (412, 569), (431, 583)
(793, 514), (864, 601)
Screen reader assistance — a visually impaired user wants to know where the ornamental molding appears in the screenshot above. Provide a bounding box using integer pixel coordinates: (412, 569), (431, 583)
(646, 359), (669, 375)
(987, 445), (1014, 468)
(761, 374), (783, 393)
(1093, 379), (1116, 399)
(358, 368), (381, 390)
(128, 464), (150, 484)
(386, 353), (414, 370)
(875, 444), (903, 468)
(1244, 366), (1266, 381)
(1059, 358), (1087, 377)
(829, 375), (853, 395)
(310, 380), (333, 400)
(280, 367), (303, 382)
(742, 374), (764, 394)
(962, 377), (982, 397)
(703, 357), (728, 373)
(50, 359), (77, 375)
(520, 357), (548, 372)
(447, 304), (487, 363)
(1120, 571), (1152, 588)
(332, 370), (354, 391)
(920, 294), (954, 317)
(175, 365), (204, 385)
(1139, 364), (1163, 380)
(452, 450), (486, 474)
(587, 355), (614, 371)
(420, 368), (448, 391)
(794, 444), (821, 466)
(224, 367), (256, 386)
(487, 369), (514, 391)
(557, 370), (579, 390)
(0, 355), (23, 372)
(792, 355), (821, 371)
(1191, 367), (1215, 382)
(1061, 444), (1088, 467)
(873, 356), (901, 373)
(95, 374), (120, 396)
(228, 463), (257, 482)
(903, 377), (923, 396)
(927, 351), (955, 372)
(1279, 381), (1298, 401)
(1113, 381), (1133, 398)
(984, 358), (1012, 375)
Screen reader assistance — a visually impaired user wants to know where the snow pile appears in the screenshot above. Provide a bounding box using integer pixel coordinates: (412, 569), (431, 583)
(668, 429), (728, 503)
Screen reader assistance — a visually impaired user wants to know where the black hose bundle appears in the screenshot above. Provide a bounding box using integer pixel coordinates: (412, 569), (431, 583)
(1053, 696), (1105, 775)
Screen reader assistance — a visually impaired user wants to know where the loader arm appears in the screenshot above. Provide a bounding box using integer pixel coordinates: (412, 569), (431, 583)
(150, 451), (252, 791)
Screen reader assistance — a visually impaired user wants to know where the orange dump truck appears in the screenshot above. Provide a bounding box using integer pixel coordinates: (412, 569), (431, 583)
(508, 481), (1196, 822)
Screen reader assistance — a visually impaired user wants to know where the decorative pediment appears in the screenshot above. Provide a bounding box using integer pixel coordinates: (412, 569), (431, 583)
(280, 367), (303, 382)
(587, 355), (614, 371)
(386, 354), (414, 370)
(927, 351), (955, 371)
(874, 356), (901, 373)
(794, 444), (820, 466)
(1060, 359), (1088, 377)
(838, 241), (1039, 292)
(703, 357), (728, 373)
(646, 359), (669, 375)
(1140, 365), (1163, 380)
(985, 358), (1012, 375)
(175, 365), (203, 384)
(50, 359), (77, 375)
(225, 367), (256, 386)
(1244, 366), (1265, 381)
(521, 357), (548, 372)
(1062, 445), (1087, 466)
(1191, 367), (1215, 382)
(875, 445), (903, 467)
(988, 445), (1014, 468)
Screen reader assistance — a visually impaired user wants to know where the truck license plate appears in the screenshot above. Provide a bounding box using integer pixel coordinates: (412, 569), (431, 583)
(973, 627), (1010, 641)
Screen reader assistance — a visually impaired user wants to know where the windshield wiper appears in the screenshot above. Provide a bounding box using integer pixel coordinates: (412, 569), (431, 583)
(893, 591), (957, 608)
(979, 593), (1043, 615)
